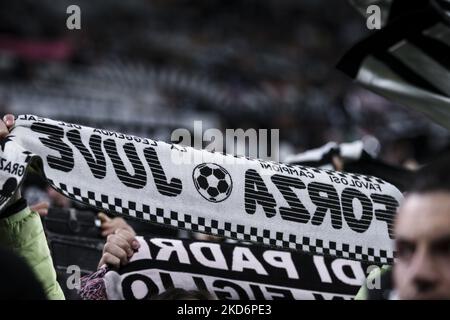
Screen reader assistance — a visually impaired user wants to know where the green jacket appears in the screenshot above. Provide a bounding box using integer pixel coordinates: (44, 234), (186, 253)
(0, 206), (65, 300)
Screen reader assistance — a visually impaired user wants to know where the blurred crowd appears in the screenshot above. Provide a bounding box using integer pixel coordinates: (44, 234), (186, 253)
(1, 0), (448, 165)
(0, 0), (449, 301)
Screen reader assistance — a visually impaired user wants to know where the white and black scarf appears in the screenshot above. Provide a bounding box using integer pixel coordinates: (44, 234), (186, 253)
(0, 115), (403, 264)
(104, 236), (381, 300)
(339, 0), (450, 130)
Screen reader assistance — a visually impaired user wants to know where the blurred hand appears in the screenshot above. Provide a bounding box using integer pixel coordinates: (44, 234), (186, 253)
(98, 228), (140, 269)
(0, 114), (15, 138)
(98, 212), (134, 237)
(332, 155), (344, 172)
(30, 201), (49, 217)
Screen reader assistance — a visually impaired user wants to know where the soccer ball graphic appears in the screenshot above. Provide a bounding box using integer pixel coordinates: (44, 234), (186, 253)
(192, 163), (233, 203)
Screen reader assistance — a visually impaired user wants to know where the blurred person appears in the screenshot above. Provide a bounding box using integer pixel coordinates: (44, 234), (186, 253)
(356, 155), (450, 300)
(393, 156), (450, 300)
(0, 114), (64, 300)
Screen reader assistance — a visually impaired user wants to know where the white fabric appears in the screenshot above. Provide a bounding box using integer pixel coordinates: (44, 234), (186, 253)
(0, 115), (404, 264)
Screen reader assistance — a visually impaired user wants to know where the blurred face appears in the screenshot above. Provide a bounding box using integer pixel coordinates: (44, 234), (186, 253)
(394, 192), (450, 300)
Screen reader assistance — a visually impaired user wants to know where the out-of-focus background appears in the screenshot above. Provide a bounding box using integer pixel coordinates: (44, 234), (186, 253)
(1, 0), (448, 166)
(1, 0), (449, 300)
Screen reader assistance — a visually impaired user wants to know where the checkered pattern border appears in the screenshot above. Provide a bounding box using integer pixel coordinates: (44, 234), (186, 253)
(48, 179), (394, 264)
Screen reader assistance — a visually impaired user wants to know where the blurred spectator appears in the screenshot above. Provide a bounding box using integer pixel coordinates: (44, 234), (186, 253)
(0, 114), (64, 299)
(356, 155), (450, 299)
(393, 155), (450, 299)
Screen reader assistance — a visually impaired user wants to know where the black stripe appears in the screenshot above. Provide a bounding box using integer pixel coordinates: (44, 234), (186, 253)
(388, 0), (430, 24)
(407, 33), (450, 71)
(337, 5), (438, 78)
(373, 51), (448, 97)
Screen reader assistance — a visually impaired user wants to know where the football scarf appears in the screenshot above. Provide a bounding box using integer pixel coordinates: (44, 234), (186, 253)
(0, 115), (403, 264)
(103, 237), (381, 300)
